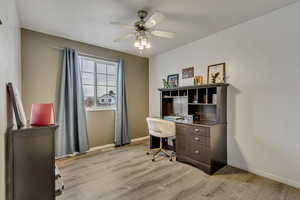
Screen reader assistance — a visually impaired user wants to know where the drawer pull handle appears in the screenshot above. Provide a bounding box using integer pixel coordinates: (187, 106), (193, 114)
(194, 129), (200, 132)
(194, 137), (200, 141)
(194, 150), (200, 154)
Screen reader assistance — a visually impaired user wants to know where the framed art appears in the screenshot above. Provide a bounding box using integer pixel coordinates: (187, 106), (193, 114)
(7, 82), (27, 128)
(207, 63), (226, 84)
(182, 67), (194, 79)
(194, 75), (204, 85)
(167, 74), (179, 88)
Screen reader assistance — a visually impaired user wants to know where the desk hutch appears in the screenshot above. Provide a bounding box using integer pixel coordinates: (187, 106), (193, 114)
(157, 83), (228, 174)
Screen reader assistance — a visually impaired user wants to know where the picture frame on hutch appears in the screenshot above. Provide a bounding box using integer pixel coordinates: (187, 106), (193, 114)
(167, 74), (179, 88)
(182, 67), (194, 79)
(207, 63), (226, 84)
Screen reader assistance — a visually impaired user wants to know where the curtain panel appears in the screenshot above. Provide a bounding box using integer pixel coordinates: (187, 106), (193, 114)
(55, 48), (89, 156)
(115, 59), (130, 146)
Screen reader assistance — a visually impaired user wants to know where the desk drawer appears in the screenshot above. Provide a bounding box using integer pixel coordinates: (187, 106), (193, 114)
(189, 145), (210, 164)
(192, 134), (210, 147)
(187, 126), (209, 137)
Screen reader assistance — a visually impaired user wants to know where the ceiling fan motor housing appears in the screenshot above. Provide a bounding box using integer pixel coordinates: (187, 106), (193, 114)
(135, 10), (148, 31)
(137, 10), (148, 19)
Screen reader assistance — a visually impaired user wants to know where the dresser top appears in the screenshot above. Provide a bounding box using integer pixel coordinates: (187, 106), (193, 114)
(8, 124), (59, 133)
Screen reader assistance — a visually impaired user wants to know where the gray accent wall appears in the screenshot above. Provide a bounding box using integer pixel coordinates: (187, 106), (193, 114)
(21, 29), (149, 147)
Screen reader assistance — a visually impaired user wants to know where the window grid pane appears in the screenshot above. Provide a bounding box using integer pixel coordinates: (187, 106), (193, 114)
(81, 72), (95, 85)
(107, 64), (117, 75)
(107, 75), (116, 86)
(96, 63), (106, 74)
(97, 74), (107, 86)
(81, 59), (95, 73)
(80, 57), (117, 109)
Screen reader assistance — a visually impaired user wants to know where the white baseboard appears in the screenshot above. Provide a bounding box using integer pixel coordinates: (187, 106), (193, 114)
(88, 143), (115, 152)
(131, 136), (149, 142)
(229, 162), (300, 189)
(56, 152), (79, 160)
(57, 136), (149, 159)
(88, 135), (149, 153)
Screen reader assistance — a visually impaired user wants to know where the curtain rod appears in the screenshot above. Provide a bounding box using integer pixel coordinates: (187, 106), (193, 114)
(50, 46), (120, 63)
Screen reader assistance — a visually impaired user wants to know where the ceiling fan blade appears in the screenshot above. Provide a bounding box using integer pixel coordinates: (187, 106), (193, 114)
(145, 12), (165, 28)
(151, 30), (176, 38)
(110, 22), (135, 30)
(114, 33), (135, 42)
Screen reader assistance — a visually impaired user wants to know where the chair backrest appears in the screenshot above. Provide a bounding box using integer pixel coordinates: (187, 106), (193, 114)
(146, 117), (176, 138)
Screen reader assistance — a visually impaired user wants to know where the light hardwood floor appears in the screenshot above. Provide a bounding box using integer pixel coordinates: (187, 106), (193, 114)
(56, 141), (300, 200)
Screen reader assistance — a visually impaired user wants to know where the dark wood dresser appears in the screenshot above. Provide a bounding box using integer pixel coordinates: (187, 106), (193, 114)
(157, 83), (228, 174)
(6, 125), (58, 200)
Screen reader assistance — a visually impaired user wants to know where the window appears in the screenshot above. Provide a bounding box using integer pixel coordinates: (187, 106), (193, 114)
(80, 56), (118, 110)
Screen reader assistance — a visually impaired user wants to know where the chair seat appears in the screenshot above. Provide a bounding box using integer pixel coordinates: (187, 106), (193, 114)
(149, 130), (174, 138)
(149, 130), (161, 138)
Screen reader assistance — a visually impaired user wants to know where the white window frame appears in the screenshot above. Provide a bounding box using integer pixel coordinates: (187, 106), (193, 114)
(80, 56), (118, 111)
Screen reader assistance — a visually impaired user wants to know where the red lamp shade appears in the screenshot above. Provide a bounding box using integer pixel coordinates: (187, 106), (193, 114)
(30, 103), (54, 126)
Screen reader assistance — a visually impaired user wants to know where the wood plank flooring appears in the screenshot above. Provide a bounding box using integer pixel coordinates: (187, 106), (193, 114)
(56, 141), (300, 200)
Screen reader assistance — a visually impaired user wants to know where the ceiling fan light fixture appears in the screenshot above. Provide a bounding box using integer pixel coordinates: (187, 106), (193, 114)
(134, 39), (140, 48)
(112, 10), (174, 51)
(141, 38), (148, 46)
(145, 43), (151, 49)
(133, 34), (151, 50)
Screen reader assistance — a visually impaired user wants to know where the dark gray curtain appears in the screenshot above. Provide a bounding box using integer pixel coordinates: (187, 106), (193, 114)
(55, 48), (89, 156)
(115, 59), (130, 146)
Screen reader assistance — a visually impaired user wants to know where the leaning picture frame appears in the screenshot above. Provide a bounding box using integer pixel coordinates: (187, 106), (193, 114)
(167, 74), (179, 88)
(7, 82), (27, 128)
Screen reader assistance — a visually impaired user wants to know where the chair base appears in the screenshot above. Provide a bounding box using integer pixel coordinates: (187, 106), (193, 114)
(147, 138), (174, 162)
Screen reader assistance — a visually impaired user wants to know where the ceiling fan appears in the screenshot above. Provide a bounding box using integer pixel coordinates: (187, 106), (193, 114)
(111, 10), (176, 50)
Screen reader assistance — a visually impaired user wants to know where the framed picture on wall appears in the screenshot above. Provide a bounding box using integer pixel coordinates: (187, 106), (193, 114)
(207, 63), (226, 84)
(167, 74), (179, 88)
(182, 67), (194, 79)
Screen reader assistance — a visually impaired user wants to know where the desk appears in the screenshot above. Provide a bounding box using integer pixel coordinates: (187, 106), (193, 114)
(150, 120), (227, 175)
(157, 84), (228, 174)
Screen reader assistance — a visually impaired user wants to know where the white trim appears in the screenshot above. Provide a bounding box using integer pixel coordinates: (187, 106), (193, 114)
(88, 136), (149, 153)
(248, 167), (300, 189)
(56, 152), (79, 160)
(88, 143), (115, 152)
(131, 136), (149, 142)
(230, 161), (300, 189)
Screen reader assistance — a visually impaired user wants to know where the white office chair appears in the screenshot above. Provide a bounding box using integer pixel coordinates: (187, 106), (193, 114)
(146, 117), (176, 161)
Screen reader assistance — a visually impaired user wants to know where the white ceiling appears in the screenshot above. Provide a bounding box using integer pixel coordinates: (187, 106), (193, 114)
(16, 0), (299, 57)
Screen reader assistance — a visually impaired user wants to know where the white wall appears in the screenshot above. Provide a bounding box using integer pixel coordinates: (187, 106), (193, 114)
(0, 0), (21, 199)
(149, 2), (300, 188)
